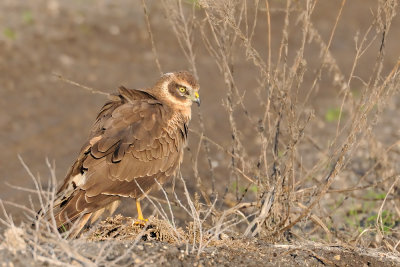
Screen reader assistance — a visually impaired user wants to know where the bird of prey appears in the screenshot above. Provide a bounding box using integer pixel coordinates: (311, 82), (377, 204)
(42, 71), (200, 236)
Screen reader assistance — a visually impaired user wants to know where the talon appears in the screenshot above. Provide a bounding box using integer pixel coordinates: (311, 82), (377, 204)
(133, 218), (148, 226)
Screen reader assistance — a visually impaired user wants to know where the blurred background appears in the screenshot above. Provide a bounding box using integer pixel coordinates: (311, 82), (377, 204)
(0, 0), (399, 239)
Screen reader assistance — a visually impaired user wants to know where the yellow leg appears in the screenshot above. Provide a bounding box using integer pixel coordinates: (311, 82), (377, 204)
(134, 199), (148, 226)
(136, 199), (145, 221)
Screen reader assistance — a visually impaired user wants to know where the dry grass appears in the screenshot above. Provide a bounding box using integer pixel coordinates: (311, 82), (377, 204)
(1, 0), (400, 265)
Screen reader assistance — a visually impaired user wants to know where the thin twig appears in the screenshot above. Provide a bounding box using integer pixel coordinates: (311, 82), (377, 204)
(52, 72), (110, 96)
(141, 0), (163, 75)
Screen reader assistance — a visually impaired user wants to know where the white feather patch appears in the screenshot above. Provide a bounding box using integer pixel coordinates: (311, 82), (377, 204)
(71, 173), (87, 187)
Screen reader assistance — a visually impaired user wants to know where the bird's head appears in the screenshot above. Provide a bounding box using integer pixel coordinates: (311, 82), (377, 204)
(152, 71), (200, 112)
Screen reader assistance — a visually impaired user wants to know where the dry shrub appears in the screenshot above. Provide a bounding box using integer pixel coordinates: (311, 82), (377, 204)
(156, 0), (400, 249)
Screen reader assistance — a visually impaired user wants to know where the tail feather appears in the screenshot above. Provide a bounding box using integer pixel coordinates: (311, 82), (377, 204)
(53, 189), (88, 229)
(35, 188), (120, 237)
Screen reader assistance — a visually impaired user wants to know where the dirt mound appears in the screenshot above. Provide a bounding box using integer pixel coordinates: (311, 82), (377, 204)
(88, 214), (186, 243)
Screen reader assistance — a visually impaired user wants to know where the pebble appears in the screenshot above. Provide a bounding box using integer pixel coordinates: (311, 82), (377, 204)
(333, 254), (341, 261)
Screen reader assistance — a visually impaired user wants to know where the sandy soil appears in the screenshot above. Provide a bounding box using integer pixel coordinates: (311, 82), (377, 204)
(1, 215), (400, 266)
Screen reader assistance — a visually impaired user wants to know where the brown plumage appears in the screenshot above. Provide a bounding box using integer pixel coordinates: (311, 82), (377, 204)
(42, 71), (200, 236)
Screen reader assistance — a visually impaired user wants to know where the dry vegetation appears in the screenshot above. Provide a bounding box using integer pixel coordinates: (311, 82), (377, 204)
(1, 0), (400, 266)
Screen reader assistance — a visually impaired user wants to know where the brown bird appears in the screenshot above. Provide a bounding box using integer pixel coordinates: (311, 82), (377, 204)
(43, 71), (200, 236)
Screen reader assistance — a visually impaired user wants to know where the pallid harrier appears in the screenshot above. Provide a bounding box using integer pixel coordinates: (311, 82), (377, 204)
(43, 71), (200, 236)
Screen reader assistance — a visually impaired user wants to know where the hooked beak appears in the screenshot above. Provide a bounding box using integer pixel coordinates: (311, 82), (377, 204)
(192, 91), (201, 106)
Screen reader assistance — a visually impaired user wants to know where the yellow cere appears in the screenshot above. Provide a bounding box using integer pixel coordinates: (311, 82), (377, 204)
(195, 92), (199, 99)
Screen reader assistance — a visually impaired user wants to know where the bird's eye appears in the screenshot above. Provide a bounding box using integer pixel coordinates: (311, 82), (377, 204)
(178, 87), (186, 93)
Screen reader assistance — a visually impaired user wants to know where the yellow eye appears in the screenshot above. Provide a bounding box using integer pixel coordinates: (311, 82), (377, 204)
(178, 87), (186, 93)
